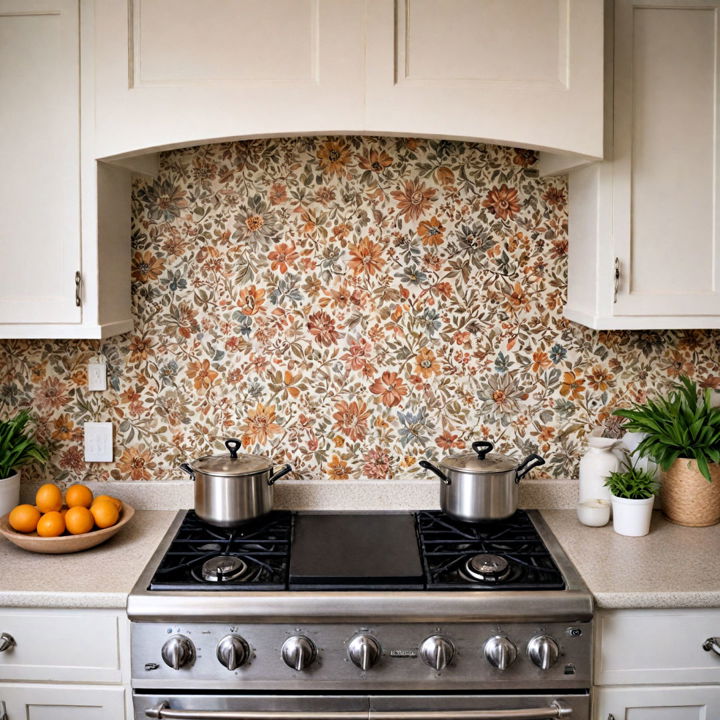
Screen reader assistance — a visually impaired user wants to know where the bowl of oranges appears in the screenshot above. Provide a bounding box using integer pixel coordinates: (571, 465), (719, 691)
(0, 483), (134, 554)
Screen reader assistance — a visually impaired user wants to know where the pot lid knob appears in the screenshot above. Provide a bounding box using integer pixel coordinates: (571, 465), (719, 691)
(471, 440), (494, 460)
(225, 438), (241, 459)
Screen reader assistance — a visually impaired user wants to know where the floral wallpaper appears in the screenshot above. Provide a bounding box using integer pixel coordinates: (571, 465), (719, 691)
(0, 136), (718, 485)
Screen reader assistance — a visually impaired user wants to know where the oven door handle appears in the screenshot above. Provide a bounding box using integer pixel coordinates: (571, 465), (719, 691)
(145, 700), (572, 720)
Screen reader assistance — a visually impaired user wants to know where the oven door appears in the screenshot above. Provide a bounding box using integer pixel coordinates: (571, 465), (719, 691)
(134, 692), (590, 720)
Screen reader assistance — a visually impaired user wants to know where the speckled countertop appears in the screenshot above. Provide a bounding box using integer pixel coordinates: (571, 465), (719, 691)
(0, 510), (176, 608)
(541, 509), (720, 609)
(1, 507), (719, 610)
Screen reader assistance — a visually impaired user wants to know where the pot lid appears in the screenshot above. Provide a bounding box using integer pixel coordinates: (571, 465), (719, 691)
(439, 440), (518, 474)
(188, 439), (273, 477)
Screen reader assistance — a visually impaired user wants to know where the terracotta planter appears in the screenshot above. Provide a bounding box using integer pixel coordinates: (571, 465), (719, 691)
(661, 458), (720, 527)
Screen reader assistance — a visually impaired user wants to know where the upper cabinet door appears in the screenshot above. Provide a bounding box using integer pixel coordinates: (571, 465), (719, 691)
(613, 0), (720, 317)
(364, 0), (604, 157)
(0, 0), (81, 324)
(93, 0), (366, 159)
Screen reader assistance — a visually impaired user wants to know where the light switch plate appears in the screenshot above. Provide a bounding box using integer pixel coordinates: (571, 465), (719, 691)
(87, 360), (107, 391)
(84, 422), (113, 462)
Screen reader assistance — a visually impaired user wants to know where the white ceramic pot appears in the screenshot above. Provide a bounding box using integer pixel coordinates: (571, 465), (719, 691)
(0, 471), (20, 517)
(611, 494), (654, 537)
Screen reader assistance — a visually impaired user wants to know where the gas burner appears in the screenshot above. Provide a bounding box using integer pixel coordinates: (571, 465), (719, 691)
(463, 553), (511, 583)
(416, 510), (565, 591)
(149, 510), (292, 591)
(198, 555), (248, 583)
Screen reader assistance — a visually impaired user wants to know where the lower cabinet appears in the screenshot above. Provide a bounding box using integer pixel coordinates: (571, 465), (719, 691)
(594, 685), (720, 720)
(0, 683), (125, 720)
(0, 608), (130, 720)
(594, 609), (720, 720)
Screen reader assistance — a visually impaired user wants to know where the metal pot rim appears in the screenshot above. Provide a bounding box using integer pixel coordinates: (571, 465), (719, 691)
(187, 454), (273, 478)
(437, 462), (516, 476)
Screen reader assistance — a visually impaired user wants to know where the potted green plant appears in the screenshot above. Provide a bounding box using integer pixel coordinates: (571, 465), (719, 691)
(0, 411), (49, 517)
(605, 463), (659, 536)
(613, 376), (720, 527)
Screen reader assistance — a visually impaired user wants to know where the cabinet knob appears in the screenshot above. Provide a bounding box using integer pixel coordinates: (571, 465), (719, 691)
(703, 636), (720, 656)
(0, 633), (15, 653)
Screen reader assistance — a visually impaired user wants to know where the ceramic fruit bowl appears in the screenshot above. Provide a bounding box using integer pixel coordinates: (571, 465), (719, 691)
(0, 503), (135, 554)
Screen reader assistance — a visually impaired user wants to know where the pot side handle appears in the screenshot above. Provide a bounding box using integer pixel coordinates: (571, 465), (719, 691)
(267, 464), (293, 486)
(419, 460), (451, 485)
(179, 463), (195, 480)
(515, 454), (545, 483)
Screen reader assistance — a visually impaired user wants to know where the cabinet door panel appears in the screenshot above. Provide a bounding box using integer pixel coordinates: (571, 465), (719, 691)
(0, 0), (81, 324)
(0, 683), (125, 720)
(365, 0), (604, 157)
(0, 608), (123, 683)
(613, 1), (720, 317)
(595, 609), (720, 686)
(594, 685), (720, 720)
(94, 0), (365, 158)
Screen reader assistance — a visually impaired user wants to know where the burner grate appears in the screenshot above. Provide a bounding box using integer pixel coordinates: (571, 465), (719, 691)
(148, 510), (292, 591)
(416, 510), (565, 591)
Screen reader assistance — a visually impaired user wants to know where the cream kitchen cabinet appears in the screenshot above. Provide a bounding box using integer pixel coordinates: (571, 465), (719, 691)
(565, 0), (720, 330)
(594, 686), (720, 720)
(365, 0), (604, 161)
(0, 684), (126, 720)
(93, 0), (604, 162)
(0, 0), (133, 339)
(0, 608), (130, 720)
(593, 609), (720, 719)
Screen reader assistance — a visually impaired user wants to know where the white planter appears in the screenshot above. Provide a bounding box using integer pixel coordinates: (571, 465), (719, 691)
(611, 494), (655, 537)
(0, 470), (20, 517)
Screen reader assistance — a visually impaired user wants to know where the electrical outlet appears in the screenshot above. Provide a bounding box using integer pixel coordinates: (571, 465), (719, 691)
(84, 422), (113, 462)
(88, 360), (107, 391)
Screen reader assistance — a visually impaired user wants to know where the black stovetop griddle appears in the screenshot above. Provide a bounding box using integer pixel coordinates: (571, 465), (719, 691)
(288, 513), (425, 590)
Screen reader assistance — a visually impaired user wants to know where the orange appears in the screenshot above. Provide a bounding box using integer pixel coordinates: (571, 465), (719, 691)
(35, 483), (63, 513)
(8, 504), (41, 533)
(90, 498), (119, 529)
(92, 494), (122, 511)
(65, 484), (93, 508)
(36, 511), (65, 537)
(65, 506), (94, 535)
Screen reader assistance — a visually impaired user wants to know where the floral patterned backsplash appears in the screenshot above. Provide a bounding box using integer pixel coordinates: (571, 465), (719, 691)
(1, 136), (718, 485)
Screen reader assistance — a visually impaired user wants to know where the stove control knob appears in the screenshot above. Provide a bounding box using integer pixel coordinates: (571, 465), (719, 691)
(281, 635), (317, 671)
(348, 634), (382, 671)
(527, 635), (560, 671)
(484, 636), (517, 670)
(420, 635), (455, 671)
(217, 634), (250, 671)
(161, 634), (195, 670)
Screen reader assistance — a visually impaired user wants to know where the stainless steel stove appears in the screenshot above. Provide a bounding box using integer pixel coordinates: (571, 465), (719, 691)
(129, 510), (593, 720)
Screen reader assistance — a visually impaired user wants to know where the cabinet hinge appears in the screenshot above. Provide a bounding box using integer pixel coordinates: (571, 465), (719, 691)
(75, 271), (82, 307)
(613, 257), (620, 304)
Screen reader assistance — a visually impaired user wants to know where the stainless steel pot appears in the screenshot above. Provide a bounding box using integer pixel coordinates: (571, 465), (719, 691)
(180, 439), (292, 527)
(419, 441), (545, 522)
